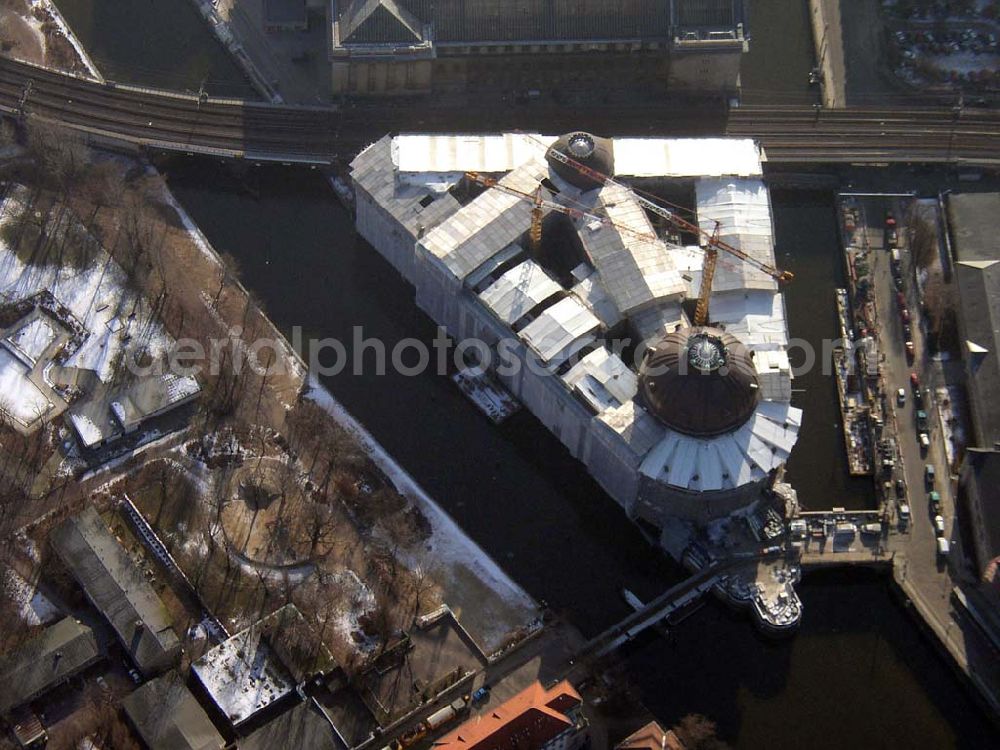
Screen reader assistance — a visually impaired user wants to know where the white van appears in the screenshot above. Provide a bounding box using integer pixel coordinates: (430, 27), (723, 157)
(937, 538), (950, 558)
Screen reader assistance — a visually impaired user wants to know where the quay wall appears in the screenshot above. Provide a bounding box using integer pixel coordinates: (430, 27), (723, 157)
(808, 0), (847, 108)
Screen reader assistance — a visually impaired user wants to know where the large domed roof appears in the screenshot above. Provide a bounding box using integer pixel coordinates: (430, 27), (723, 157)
(638, 327), (760, 437)
(546, 132), (614, 191)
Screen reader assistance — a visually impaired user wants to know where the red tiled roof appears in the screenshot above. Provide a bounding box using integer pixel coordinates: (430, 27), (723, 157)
(433, 681), (582, 750)
(615, 721), (685, 750)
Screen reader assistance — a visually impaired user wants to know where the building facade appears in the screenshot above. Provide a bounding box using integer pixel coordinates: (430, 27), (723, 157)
(328, 0), (748, 95)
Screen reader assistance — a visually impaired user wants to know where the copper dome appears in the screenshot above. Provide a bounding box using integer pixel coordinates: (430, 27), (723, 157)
(546, 132), (614, 191)
(638, 327), (760, 437)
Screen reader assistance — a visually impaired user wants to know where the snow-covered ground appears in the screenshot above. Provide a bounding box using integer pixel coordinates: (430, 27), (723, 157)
(305, 373), (538, 651)
(0, 347), (52, 424)
(0, 190), (174, 384)
(2, 567), (60, 626)
(326, 569), (377, 653)
(27, 0), (102, 80)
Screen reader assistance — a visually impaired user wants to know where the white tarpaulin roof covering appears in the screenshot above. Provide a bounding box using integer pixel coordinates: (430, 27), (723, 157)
(390, 134), (761, 179)
(562, 347), (637, 414)
(613, 138), (763, 178)
(393, 133), (552, 174)
(694, 178), (778, 293)
(639, 401), (803, 491)
(479, 260), (562, 326)
(519, 296), (600, 366)
(420, 160), (548, 280)
(575, 183), (685, 315)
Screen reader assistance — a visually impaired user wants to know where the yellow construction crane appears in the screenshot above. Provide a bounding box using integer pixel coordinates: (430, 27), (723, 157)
(538, 138), (795, 326)
(463, 171), (657, 252)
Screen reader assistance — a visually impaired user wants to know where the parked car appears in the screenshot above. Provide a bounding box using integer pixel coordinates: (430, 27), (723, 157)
(937, 537), (950, 558)
(934, 515), (946, 536)
(901, 307), (911, 323)
(897, 388), (906, 407)
(896, 291), (906, 308)
(905, 341), (915, 362)
(925, 464), (936, 487)
(919, 432), (930, 452)
(902, 322), (912, 339)
(895, 478), (906, 498)
(928, 490), (942, 514)
(910, 372), (920, 388)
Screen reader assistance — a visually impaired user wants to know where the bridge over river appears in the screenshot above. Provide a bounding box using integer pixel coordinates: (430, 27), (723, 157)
(2, 56), (999, 167)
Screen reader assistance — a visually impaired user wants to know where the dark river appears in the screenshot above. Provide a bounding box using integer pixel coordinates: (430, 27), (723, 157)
(50, 0), (997, 746)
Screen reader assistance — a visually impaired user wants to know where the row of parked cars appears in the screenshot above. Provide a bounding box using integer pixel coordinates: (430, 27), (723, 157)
(895, 28), (998, 57)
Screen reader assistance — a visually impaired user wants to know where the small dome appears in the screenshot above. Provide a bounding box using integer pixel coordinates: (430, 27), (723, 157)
(546, 132), (614, 191)
(638, 327), (760, 437)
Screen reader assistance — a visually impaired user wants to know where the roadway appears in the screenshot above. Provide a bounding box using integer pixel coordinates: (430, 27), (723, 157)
(2, 55), (999, 167)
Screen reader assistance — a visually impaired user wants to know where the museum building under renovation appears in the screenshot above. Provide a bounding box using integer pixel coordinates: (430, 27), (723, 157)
(350, 131), (802, 534)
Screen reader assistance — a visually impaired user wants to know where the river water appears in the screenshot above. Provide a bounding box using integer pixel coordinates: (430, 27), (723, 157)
(50, 0), (998, 746)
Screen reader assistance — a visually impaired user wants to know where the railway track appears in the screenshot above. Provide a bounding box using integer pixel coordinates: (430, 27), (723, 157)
(1, 55), (998, 166)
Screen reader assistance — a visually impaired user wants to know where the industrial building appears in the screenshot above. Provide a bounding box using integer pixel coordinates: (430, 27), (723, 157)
(191, 604), (336, 728)
(49, 507), (182, 677)
(0, 617), (101, 716)
(328, 0), (748, 95)
(351, 131), (801, 533)
(122, 671), (227, 750)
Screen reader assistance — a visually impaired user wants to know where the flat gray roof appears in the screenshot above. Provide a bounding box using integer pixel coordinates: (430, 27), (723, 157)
(50, 506), (181, 676)
(956, 259), (1000, 447)
(948, 193), (1000, 263)
(241, 701), (345, 750)
(0, 617), (101, 715)
(123, 671), (226, 750)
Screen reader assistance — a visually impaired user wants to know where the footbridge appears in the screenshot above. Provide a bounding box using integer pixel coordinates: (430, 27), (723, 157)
(2, 56), (999, 167)
(576, 557), (749, 659)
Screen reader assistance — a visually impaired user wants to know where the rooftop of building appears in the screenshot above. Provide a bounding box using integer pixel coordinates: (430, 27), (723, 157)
(432, 680), (583, 750)
(962, 448), (1000, 570)
(334, 0), (746, 48)
(615, 720), (686, 750)
(359, 613), (485, 726)
(49, 506), (181, 676)
(122, 671), (226, 750)
(0, 617), (101, 715)
(191, 611), (296, 726)
(241, 700), (345, 750)
(947, 192), (1000, 263)
(954, 251), (1000, 448)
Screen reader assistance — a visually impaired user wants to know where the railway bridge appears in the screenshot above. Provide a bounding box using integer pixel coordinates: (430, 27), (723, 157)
(1, 56), (999, 167)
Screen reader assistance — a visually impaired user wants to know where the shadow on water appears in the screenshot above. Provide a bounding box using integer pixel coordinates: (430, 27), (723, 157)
(772, 188), (877, 511)
(53, 0), (256, 97)
(161, 161), (997, 749)
(740, 0), (818, 105)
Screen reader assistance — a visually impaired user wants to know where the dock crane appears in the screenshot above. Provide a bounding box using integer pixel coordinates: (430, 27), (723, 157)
(463, 171), (656, 253)
(538, 137), (795, 326)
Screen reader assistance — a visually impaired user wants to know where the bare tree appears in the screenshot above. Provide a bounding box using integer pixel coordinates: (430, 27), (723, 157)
(909, 213), (937, 270)
(672, 714), (729, 750)
(25, 120), (89, 193)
